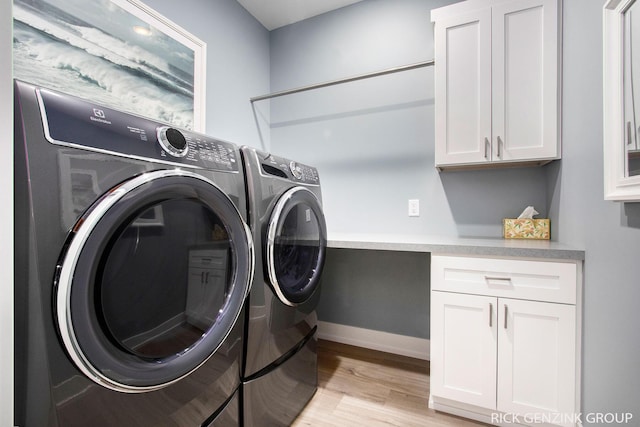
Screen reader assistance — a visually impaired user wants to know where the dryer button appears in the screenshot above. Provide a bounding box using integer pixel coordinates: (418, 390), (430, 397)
(157, 127), (188, 157)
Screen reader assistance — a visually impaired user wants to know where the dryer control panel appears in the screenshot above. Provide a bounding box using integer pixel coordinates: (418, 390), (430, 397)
(259, 152), (320, 185)
(37, 87), (239, 172)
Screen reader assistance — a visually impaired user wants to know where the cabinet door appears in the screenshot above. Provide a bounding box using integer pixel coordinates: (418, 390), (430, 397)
(431, 291), (497, 409)
(186, 248), (229, 330)
(186, 268), (227, 329)
(434, 8), (492, 167)
(491, 0), (559, 161)
(497, 299), (576, 423)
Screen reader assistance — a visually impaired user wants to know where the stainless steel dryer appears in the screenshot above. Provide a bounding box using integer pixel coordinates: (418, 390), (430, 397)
(239, 146), (327, 426)
(14, 80), (254, 427)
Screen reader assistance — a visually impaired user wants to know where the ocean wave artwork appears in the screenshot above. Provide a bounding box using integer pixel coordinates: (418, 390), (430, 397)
(13, 0), (198, 130)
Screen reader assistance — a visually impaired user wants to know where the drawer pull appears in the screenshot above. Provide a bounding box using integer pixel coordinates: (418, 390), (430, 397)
(484, 276), (512, 283)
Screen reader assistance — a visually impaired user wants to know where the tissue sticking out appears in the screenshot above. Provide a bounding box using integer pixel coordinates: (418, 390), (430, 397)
(517, 206), (539, 219)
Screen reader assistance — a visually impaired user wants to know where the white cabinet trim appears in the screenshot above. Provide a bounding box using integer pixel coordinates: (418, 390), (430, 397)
(603, 0), (640, 200)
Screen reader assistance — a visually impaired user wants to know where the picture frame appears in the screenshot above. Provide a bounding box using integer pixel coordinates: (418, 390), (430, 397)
(59, 152), (165, 229)
(13, 0), (206, 131)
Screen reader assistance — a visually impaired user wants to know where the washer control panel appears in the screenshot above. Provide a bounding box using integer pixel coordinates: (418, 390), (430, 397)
(260, 153), (319, 185)
(38, 87), (239, 172)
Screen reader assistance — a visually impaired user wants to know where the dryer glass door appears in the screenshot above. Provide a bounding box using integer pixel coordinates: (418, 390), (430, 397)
(266, 186), (327, 306)
(55, 170), (253, 392)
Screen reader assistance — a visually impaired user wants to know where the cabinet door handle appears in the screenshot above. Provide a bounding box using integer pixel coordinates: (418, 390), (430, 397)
(484, 276), (512, 283)
(504, 304), (509, 329)
(628, 121), (633, 146)
(489, 303), (493, 327)
(484, 137), (490, 159)
(497, 136), (503, 158)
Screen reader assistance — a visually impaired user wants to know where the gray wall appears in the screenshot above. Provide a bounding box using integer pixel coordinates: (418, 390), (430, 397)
(269, 0), (549, 238)
(322, 249), (430, 338)
(268, 0), (640, 422)
(8, 0), (640, 421)
(551, 0), (640, 419)
(143, 0), (269, 148)
(267, 0), (551, 342)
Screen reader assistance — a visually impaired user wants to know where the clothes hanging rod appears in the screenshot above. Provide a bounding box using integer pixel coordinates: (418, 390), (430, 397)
(250, 59), (435, 103)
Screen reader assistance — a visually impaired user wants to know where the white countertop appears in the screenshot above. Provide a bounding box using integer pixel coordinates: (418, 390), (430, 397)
(327, 233), (585, 260)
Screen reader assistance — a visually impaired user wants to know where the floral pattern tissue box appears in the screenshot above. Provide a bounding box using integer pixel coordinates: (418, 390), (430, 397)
(503, 218), (550, 240)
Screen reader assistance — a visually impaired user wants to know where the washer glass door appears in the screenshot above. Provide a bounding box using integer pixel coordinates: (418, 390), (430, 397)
(55, 170), (253, 392)
(265, 186), (327, 306)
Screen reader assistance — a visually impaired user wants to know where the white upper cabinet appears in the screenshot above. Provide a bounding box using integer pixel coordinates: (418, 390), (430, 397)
(432, 0), (561, 170)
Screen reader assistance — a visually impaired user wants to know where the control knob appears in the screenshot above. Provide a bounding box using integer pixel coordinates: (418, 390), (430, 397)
(157, 127), (188, 157)
(289, 161), (303, 179)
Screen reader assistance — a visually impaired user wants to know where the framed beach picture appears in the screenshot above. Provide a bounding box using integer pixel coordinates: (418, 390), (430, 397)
(13, 0), (206, 131)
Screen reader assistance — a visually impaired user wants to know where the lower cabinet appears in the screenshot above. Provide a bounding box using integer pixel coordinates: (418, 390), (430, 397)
(186, 245), (229, 330)
(430, 255), (581, 427)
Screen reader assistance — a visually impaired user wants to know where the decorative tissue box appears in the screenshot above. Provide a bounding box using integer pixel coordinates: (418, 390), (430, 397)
(503, 218), (550, 240)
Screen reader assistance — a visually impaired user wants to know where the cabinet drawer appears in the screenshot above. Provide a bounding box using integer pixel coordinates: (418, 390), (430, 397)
(431, 255), (577, 304)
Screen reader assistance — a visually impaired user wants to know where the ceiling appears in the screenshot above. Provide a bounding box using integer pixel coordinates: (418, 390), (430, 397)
(236, 0), (365, 30)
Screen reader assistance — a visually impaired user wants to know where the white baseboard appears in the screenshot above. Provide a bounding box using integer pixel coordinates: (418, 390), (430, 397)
(317, 321), (430, 360)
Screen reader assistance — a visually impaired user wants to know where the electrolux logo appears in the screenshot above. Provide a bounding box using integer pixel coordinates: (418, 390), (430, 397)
(90, 108), (112, 125)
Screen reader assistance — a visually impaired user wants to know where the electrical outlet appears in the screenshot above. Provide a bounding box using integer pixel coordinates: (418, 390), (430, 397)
(408, 199), (420, 217)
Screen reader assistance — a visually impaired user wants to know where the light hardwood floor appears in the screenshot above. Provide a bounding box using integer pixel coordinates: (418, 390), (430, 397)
(292, 340), (487, 427)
